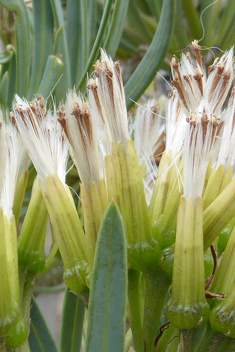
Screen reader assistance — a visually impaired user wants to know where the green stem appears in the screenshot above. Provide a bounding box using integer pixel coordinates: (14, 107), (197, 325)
(204, 332), (227, 352)
(179, 329), (196, 352)
(143, 269), (170, 352)
(207, 332), (228, 352)
(195, 324), (227, 352)
(16, 271), (35, 352)
(195, 324), (211, 352)
(128, 270), (144, 352)
(22, 274), (35, 322)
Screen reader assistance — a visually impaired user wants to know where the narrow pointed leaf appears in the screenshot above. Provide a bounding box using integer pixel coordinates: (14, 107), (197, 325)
(87, 0), (97, 52)
(181, 0), (202, 40)
(60, 287), (85, 352)
(79, 0), (89, 73)
(128, 0), (153, 43)
(1, 48), (16, 108)
(65, 0), (81, 84)
(0, 0), (31, 96)
(53, 25), (72, 101)
(125, 0), (175, 109)
(217, 0), (235, 45)
(27, 0), (54, 99)
(28, 296), (58, 352)
(200, 0), (221, 47)
(76, 0), (114, 92)
(85, 201), (127, 352)
(50, 0), (64, 28)
(104, 0), (130, 57)
(173, 0), (190, 50)
(37, 55), (64, 99)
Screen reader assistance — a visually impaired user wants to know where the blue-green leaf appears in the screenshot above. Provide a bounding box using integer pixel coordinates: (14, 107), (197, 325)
(104, 0), (130, 57)
(28, 296), (58, 352)
(124, 0), (175, 109)
(65, 0), (93, 84)
(85, 201), (127, 352)
(76, 0), (114, 92)
(0, 0), (31, 97)
(50, 0), (64, 28)
(27, 0), (54, 99)
(1, 47), (16, 108)
(53, 25), (72, 101)
(217, 0), (235, 45)
(60, 287), (85, 352)
(65, 0), (81, 85)
(37, 55), (64, 99)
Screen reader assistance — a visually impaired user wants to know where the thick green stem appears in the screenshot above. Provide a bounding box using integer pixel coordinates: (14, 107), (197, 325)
(206, 332), (227, 352)
(195, 324), (228, 352)
(143, 269), (170, 352)
(128, 270), (144, 352)
(179, 329), (196, 352)
(22, 274), (35, 323)
(18, 267), (35, 322)
(15, 271), (34, 351)
(195, 324), (213, 352)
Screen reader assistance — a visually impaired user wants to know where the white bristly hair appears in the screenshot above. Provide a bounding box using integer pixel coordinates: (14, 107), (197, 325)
(13, 95), (68, 185)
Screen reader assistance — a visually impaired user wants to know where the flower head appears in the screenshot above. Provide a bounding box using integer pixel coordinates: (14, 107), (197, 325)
(129, 99), (166, 204)
(0, 124), (20, 220)
(171, 42), (235, 200)
(58, 91), (102, 189)
(88, 50), (129, 153)
(12, 95), (68, 185)
(171, 41), (234, 117)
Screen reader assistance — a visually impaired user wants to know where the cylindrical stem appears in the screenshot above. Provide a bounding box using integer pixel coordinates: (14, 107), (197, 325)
(143, 269), (170, 352)
(128, 270), (144, 352)
(179, 329), (196, 352)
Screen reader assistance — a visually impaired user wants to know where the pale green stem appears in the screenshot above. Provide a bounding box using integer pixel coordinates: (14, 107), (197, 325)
(143, 269), (170, 352)
(196, 326), (227, 352)
(179, 329), (196, 352)
(128, 270), (144, 352)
